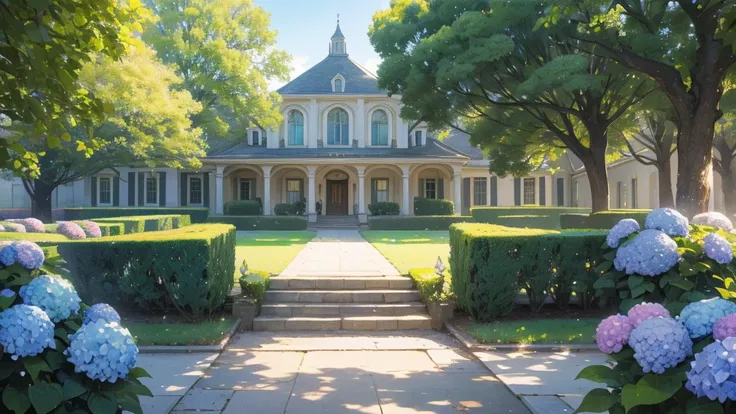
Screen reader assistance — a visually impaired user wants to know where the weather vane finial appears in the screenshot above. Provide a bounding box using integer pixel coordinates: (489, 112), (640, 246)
(337, 13), (340, 24)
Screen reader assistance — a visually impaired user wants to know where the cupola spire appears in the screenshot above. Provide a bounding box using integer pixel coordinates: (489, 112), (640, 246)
(329, 14), (347, 56)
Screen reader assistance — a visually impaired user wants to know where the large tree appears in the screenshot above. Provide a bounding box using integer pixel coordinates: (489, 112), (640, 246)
(12, 47), (205, 222)
(0, 0), (151, 176)
(714, 109), (736, 216)
(541, 0), (736, 216)
(370, 0), (652, 211)
(143, 0), (290, 139)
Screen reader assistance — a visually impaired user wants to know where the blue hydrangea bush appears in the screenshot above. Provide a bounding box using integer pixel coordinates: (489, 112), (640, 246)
(0, 242), (151, 413)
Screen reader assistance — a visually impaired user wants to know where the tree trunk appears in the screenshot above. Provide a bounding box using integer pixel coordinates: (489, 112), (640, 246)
(30, 180), (54, 223)
(723, 171), (736, 218)
(675, 119), (715, 218)
(657, 159), (675, 209)
(581, 147), (610, 212)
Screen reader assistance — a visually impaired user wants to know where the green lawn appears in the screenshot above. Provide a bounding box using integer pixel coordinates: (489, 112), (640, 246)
(235, 230), (315, 277)
(360, 230), (450, 274)
(466, 318), (598, 345)
(127, 317), (235, 346)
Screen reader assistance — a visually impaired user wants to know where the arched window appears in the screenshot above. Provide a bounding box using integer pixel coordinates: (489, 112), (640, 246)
(371, 110), (389, 146)
(334, 79), (342, 92)
(327, 108), (349, 145)
(288, 110), (304, 145)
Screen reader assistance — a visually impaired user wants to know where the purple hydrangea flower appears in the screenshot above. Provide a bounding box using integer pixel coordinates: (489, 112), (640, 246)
(607, 219), (640, 248)
(645, 208), (690, 238)
(627, 302), (670, 327)
(703, 233), (733, 265)
(14, 241), (45, 270)
(79, 221), (102, 238)
(629, 317), (693, 374)
(20, 274), (81, 322)
(66, 319), (138, 382)
(686, 337), (736, 402)
(0, 241), (17, 266)
(678, 298), (736, 339)
(57, 221), (86, 240)
(2, 222), (26, 233)
(614, 229), (680, 276)
(84, 303), (121, 324)
(692, 212), (734, 232)
(0, 224), (5, 232)
(713, 314), (736, 342)
(9, 218), (45, 233)
(596, 314), (633, 353)
(0, 304), (56, 359)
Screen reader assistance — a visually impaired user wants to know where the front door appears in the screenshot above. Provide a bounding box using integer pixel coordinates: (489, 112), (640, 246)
(326, 179), (349, 215)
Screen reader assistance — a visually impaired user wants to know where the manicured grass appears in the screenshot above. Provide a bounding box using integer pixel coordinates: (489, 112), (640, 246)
(360, 230), (450, 274)
(466, 318), (598, 345)
(235, 230), (315, 277)
(126, 317), (235, 346)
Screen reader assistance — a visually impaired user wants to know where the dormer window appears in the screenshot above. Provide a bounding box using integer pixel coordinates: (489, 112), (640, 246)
(335, 79), (342, 92)
(251, 130), (259, 146)
(331, 74), (345, 92)
(415, 130), (423, 146)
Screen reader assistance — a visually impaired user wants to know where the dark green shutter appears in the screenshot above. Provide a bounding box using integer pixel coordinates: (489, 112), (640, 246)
(251, 179), (257, 201)
(233, 177), (238, 200)
(462, 178), (470, 215)
(539, 176), (546, 206)
(418, 179), (425, 198)
(371, 179), (377, 205)
(113, 176), (120, 206)
(180, 173), (188, 206)
(137, 173), (144, 206)
(91, 177), (97, 207)
(128, 172), (136, 206)
(159, 172), (167, 206)
(557, 178), (564, 206)
(203, 172), (210, 207)
(437, 179), (444, 199)
(491, 176), (498, 206)
(514, 178), (521, 206)
(298, 179), (304, 200)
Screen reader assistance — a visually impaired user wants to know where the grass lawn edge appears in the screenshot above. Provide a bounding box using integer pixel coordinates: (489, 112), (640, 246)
(130, 317), (240, 350)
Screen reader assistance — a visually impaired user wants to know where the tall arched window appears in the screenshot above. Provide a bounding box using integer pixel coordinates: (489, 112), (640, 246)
(371, 110), (389, 146)
(327, 108), (349, 145)
(334, 79), (342, 92)
(288, 110), (304, 145)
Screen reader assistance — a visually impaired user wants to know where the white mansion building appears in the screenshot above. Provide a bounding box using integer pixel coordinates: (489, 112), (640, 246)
(0, 24), (729, 218)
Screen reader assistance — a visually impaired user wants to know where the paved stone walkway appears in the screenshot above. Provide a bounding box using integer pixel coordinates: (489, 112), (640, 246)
(280, 229), (400, 277)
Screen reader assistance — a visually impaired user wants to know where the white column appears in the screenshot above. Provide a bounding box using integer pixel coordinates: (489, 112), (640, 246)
(453, 167), (463, 216)
(307, 166), (317, 222)
(401, 165), (411, 215)
(486, 175), (492, 206)
(262, 165), (272, 216)
(215, 165), (225, 215)
(357, 166), (367, 223)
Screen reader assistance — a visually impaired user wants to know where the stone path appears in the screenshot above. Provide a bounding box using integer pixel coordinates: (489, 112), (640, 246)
(280, 229), (400, 277)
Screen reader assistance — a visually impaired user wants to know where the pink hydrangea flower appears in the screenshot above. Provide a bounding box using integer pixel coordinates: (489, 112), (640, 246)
(596, 314), (633, 354)
(713, 314), (736, 341)
(78, 221), (102, 238)
(627, 302), (670, 327)
(56, 221), (86, 240)
(8, 218), (45, 233)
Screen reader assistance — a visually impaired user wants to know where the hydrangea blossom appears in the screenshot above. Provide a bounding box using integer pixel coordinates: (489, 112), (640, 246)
(629, 317), (693, 374)
(685, 337), (736, 402)
(14, 241), (45, 270)
(0, 304), (56, 359)
(1, 288), (14, 298)
(2, 222), (26, 233)
(0, 241), (17, 266)
(678, 298), (736, 338)
(79, 220), (102, 238)
(56, 221), (86, 240)
(613, 229), (680, 276)
(8, 218), (45, 233)
(713, 314), (736, 341)
(66, 319), (138, 382)
(692, 212), (734, 232)
(703, 233), (734, 265)
(0, 224), (5, 232)
(84, 303), (121, 324)
(607, 219), (640, 248)
(596, 314), (633, 353)
(20, 274), (81, 322)
(645, 208), (690, 238)
(627, 302), (670, 327)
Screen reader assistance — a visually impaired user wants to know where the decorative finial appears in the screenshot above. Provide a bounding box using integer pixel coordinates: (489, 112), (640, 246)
(239, 259), (249, 276)
(337, 13), (340, 24)
(434, 256), (446, 276)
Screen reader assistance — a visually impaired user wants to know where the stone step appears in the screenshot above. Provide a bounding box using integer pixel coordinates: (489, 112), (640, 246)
(264, 289), (420, 304)
(269, 276), (413, 290)
(253, 315), (433, 331)
(260, 302), (428, 317)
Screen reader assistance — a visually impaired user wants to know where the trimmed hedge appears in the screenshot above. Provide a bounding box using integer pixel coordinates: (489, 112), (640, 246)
(449, 223), (607, 321)
(368, 216), (473, 230)
(414, 197), (454, 215)
(87, 221), (124, 236)
(224, 200), (263, 216)
(209, 215), (308, 230)
(239, 270), (271, 304)
(559, 209), (651, 229)
(57, 224), (235, 318)
(0, 231), (70, 243)
(408, 268), (443, 303)
(368, 202), (400, 216)
(93, 214), (191, 234)
(62, 207), (209, 223)
(472, 207), (591, 230)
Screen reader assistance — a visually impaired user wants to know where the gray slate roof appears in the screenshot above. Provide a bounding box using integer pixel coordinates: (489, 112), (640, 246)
(439, 129), (484, 160)
(277, 55), (382, 95)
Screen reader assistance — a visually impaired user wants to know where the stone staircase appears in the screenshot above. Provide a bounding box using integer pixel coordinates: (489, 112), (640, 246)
(312, 215), (360, 229)
(254, 276), (432, 331)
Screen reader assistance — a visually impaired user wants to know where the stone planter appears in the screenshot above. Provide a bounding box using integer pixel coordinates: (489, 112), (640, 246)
(232, 298), (261, 331)
(426, 301), (454, 330)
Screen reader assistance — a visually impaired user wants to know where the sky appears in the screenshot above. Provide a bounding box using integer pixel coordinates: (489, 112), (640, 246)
(254, 0), (391, 90)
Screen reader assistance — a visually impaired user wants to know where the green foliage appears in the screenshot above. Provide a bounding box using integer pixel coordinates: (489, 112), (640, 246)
(368, 216), (472, 230)
(92, 215), (190, 234)
(0, 231), (69, 244)
(472, 207), (591, 229)
(238, 270), (271, 304)
(62, 207), (209, 223)
(559, 213), (588, 229)
(57, 224), (236, 318)
(224, 200), (263, 216)
(274, 203), (305, 216)
(408, 267), (452, 303)
(413, 197), (454, 216)
(368, 202), (400, 216)
(210, 216), (308, 231)
(85, 222), (124, 236)
(449, 223), (606, 321)
(560, 210), (651, 229)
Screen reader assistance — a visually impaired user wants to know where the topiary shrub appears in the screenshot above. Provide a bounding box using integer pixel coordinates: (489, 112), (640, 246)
(562, 209), (651, 229)
(0, 222), (26, 233)
(408, 267), (453, 303)
(62, 207), (209, 223)
(209, 216), (308, 230)
(414, 197), (454, 215)
(237, 260), (271, 304)
(92, 214), (190, 234)
(368, 202), (400, 216)
(7, 218), (46, 233)
(224, 200), (263, 216)
(368, 216), (472, 230)
(274, 203), (299, 216)
(76, 220), (102, 238)
(473, 207), (591, 229)
(56, 221), (87, 240)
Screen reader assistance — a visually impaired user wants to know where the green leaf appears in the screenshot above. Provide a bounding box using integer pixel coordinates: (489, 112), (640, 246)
(621, 373), (683, 412)
(45, 350), (66, 370)
(593, 278), (615, 289)
(678, 262), (698, 277)
(685, 398), (724, 414)
(642, 282), (655, 293)
(47, 135), (61, 149)
(670, 279), (695, 291)
(88, 393), (117, 414)
(117, 394), (143, 414)
(62, 378), (87, 400)
(574, 388), (617, 413)
(28, 382), (63, 414)
(575, 365), (623, 387)
(0, 291), (15, 310)
(630, 285), (646, 298)
(2, 387), (31, 414)
(595, 261), (612, 273)
(603, 251), (617, 261)
(23, 356), (51, 381)
(659, 271), (681, 288)
(627, 275), (644, 290)
(127, 367), (152, 379)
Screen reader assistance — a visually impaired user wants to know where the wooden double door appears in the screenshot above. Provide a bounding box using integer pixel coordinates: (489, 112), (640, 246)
(326, 179), (349, 215)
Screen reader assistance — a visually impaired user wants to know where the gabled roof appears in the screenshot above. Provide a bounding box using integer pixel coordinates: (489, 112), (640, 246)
(276, 55), (382, 95)
(439, 129), (484, 160)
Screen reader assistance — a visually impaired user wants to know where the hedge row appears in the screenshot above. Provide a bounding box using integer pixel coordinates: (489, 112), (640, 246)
(62, 207), (209, 223)
(472, 207), (591, 230)
(368, 216), (473, 230)
(414, 197), (454, 215)
(93, 214), (191, 234)
(449, 223), (607, 321)
(559, 209), (651, 229)
(224, 200), (262, 215)
(209, 215), (308, 230)
(368, 202), (400, 216)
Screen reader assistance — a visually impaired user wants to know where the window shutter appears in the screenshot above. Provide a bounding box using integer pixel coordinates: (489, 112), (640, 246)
(491, 176), (498, 206)
(462, 178), (470, 213)
(251, 179), (257, 201)
(371, 179), (377, 205)
(418, 179), (425, 197)
(180, 173), (188, 206)
(137, 173), (144, 206)
(232, 177), (238, 200)
(128, 172), (136, 206)
(514, 178), (521, 206)
(91, 177), (97, 207)
(556, 178), (564, 206)
(438, 179), (444, 199)
(159, 172), (167, 206)
(113, 176), (120, 206)
(298, 178), (304, 200)
(539, 176), (546, 206)
(203, 173), (210, 207)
